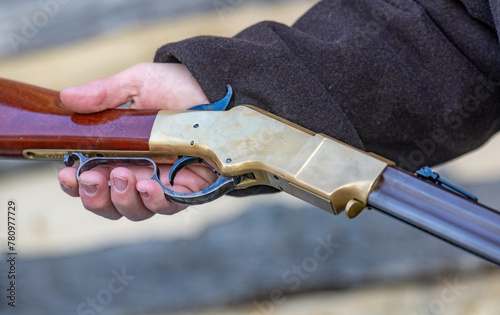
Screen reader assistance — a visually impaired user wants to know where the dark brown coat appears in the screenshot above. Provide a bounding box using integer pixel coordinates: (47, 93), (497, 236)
(155, 0), (500, 172)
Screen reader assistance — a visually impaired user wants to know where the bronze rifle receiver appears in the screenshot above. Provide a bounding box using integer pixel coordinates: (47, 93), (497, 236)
(1, 78), (499, 265)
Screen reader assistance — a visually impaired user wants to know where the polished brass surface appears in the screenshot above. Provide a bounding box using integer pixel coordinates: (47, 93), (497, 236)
(150, 106), (394, 215)
(345, 199), (367, 219)
(22, 149), (177, 163)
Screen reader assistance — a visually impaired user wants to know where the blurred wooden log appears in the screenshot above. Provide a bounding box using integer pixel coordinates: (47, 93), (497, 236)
(6, 202), (486, 314)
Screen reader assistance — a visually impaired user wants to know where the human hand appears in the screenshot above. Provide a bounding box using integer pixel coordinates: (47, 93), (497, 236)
(58, 63), (218, 221)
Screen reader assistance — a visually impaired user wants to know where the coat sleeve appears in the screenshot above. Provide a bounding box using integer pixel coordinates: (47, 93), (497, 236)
(154, 0), (500, 172)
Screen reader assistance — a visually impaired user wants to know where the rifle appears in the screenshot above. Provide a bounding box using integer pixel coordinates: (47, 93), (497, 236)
(1, 78), (500, 265)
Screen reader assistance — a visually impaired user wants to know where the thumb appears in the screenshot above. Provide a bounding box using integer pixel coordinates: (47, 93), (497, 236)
(60, 64), (147, 113)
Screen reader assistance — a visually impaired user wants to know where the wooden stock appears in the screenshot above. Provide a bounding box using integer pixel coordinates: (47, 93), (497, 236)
(0, 78), (158, 158)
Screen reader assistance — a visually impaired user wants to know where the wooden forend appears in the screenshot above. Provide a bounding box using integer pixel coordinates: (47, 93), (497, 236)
(0, 78), (158, 158)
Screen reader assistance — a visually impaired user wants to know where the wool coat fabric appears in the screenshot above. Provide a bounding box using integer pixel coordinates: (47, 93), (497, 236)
(155, 0), (500, 173)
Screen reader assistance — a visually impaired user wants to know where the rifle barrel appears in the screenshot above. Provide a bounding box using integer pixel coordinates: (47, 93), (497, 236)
(369, 166), (500, 266)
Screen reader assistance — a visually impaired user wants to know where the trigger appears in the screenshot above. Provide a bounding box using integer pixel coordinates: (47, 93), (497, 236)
(169, 156), (205, 186)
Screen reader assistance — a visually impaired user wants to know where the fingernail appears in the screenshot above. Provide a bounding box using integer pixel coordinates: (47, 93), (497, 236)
(112, 175), (128, 193)
(138, 190), (150, 199)
(81, 182), (98, 195)
(60, 182), (72, 191)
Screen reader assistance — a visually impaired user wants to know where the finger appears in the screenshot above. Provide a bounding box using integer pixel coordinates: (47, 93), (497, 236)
(60, 63), (150, 113)
(58, 167), (80, 197)
(186, 165), (219, 186)
(133, 63), (209, 110)
(136, 179), (187, 215)
(78, 171), (122, 220)
(163, 165), (218, 193)
(137, 165), (217, 216)
(109, 168), (155, 221)
(58, 165), (112, 197)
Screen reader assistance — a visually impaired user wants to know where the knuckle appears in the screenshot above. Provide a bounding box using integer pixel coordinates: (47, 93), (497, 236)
(83, 198), (110, 213)
(123, 213), (148, 222)
(149, 203), (181, 215)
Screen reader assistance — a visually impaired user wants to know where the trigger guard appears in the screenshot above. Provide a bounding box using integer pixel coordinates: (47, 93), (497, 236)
(64, 153), (240, 205)
(168, 156), (205, 186)
(65, 153), (157, 180)
(152, 172), (241, 205)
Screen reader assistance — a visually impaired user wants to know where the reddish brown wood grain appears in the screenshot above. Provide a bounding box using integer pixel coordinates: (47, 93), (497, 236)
(0, 78), (159, 158)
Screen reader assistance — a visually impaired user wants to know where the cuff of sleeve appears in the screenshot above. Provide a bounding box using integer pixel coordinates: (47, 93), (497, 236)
(153, 22), (364, 151)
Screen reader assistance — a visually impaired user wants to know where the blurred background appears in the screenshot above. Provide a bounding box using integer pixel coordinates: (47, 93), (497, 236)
(1, 0), (500, 314)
